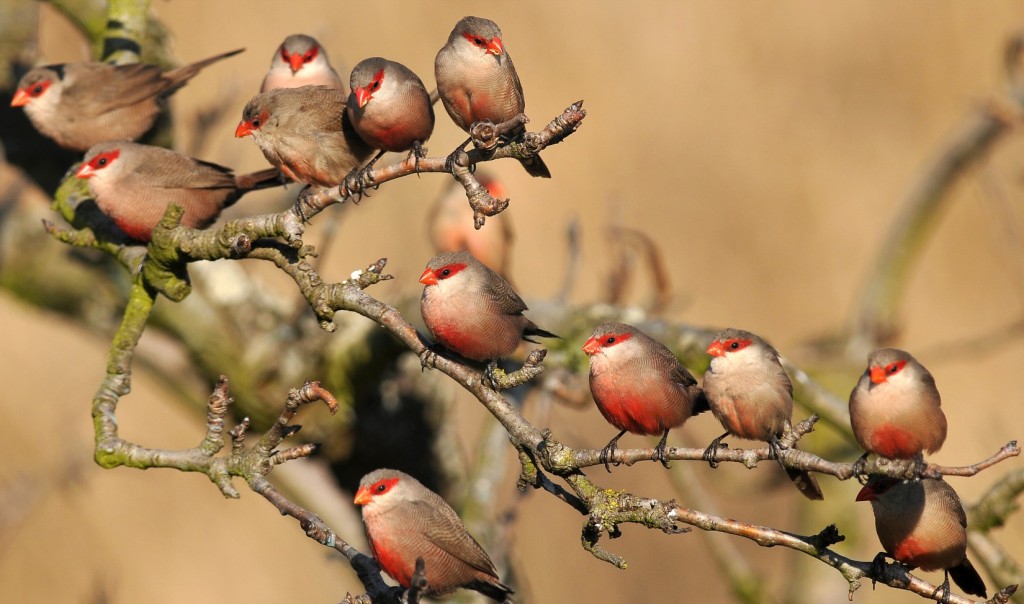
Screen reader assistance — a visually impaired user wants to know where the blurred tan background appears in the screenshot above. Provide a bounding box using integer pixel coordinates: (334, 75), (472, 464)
(2, 1), (1024, 602)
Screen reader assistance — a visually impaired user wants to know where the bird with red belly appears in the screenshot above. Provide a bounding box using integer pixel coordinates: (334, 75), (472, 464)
(434, 16), (550, 178)
(419, 251), (556, 366)
(74, 140), (280, 242)
(702, 328), (823, 500)
(354, 469), (513, 602)
(583, 322), (708, 471)
(849, 348), (947, 467)
(858, 476), (986, 599)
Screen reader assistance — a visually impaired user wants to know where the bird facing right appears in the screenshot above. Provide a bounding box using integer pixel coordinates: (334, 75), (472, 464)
(354, 469), (513, 602)
(434, 16), (550, 178)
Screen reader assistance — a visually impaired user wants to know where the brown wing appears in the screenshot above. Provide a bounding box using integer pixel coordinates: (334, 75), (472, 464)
(132, 151), (236, 191)
(62, 62), (173, 113)
(410, 499), (500, 580)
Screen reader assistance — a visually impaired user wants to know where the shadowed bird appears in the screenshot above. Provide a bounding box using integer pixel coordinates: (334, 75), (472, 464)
(435, 16), (550, 177)
(858, 477), (986, 599)
(75, 140), (280, 242)
(12, 49), (243, 151)
(583, 322), (709, 471)
(701, 328), (824, 500)
(354, 469), (513, 602)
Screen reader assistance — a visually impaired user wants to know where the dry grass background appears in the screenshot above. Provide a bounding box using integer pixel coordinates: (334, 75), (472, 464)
(2, 1), (1024, 602)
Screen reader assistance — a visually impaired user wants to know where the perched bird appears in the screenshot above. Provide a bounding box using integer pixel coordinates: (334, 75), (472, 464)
(583, 322), (708, 471)
(354, 469), (513, 602)
(235, 85), (373, 188)
(11, 49), (243, 151)
(434, 16), (550, 178)
(260, 34), (345, 92)
(858, 477), (986, 599)
(419, 250), (556, 362)
(347, 57), (434, 169)
(75, 141), (280, 242)
(849, 348), (947, 460)
(702, 328), (824, 500)
(427, 173), (513, 277)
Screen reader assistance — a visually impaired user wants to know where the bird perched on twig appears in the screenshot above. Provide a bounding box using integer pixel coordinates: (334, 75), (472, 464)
(260, 34), (344, 92)
(12, 49), (243, 151)
(354, 468), (514, 603)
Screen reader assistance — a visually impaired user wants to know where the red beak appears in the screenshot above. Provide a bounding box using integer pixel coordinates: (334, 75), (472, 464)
(353, 485), (372, 506)
(419, 268), (438, 286)
(855, 485), (876, 502)
(289, 53), (304, 74)
(486, 37), (504, 56)
(234, 120), (252, 138)
(355, 86), (372, 108)
(706, 340), (725, 357)
(869, 366), (887, 385)
(10, 88), (30, 107)
(582, 337), (601, 356)
(75, 163), (96, 179)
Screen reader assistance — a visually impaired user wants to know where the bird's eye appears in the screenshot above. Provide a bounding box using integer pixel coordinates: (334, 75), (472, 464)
(440, 269), (451, 277)
(886, 363), (899, 374)
(32, 85), (43, 95)
(304, 52), (314, 63)
(251, 119), (260, 128)
(605, 336), (615, 345)
(376, 483), (386, 493)
(97, 158), (107, 166)
(473, 36), (486, 46)
(729, 341), (740, 349)
(371, 81), (380, 91)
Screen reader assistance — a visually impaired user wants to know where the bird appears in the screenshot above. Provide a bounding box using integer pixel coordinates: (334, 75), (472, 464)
(583, 322), (708, 471)
(849, 348), (947, 461)
(346, 57), (434, 170)
(260, 34), (345, 92)
(858, 476), (987, 599)
(702, 328), (824, 500)
(11, 48), (243, 151)
(419, 250), (556, 363)
(354, 468), (513, 603)
(427, 173), (513, 278)
(434, 16), (550, 178)
(74, 140), (280, 242)
(235, 85), (373, 188)
(347, 57), (433, 152)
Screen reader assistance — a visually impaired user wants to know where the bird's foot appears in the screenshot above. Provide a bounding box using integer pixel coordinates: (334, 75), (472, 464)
(599, 443), (620, 473)
(294, 185), (315, 222)
(445, 137), (472, 174)
(484, 361), (504, 390)
(768, 435), (790, 471)
(419, 344), (445, 371)
(701, 432), (730, 469)
(653, 431), (672, 469)
(869, 552), (889, 589)
(852, 452), (870, 484)
(411, 141), (427, 176)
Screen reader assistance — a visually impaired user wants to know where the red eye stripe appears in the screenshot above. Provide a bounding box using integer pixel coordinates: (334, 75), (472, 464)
(435, 262), (467, 280)
(706, 337), (752, 357)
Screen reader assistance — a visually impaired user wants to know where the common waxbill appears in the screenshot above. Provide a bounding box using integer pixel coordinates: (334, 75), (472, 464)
(235, 85), (373, 188)
(583, 322), (708, 471)
(434, 16), (550, 178)
(75, 140), (280, 242)
(419, 250), (556, 362)
(702, 328), (824, 500)
(347, 56), (434, 172)
(354, 469), (513, 602)
(858, 477), (986, 598)
(260, 34), (344, 92)
(12, 49), (243, 151)
(849, 348), (947, 460)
